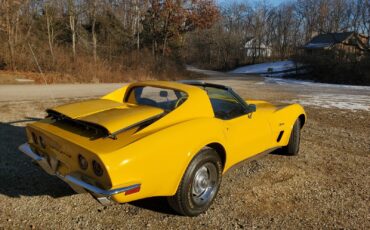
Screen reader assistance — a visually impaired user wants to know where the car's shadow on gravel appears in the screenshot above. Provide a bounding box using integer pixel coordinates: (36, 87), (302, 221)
(129, 197), (177, 215)
(269, 148), (292, 156)
(0, 121), (74, 198)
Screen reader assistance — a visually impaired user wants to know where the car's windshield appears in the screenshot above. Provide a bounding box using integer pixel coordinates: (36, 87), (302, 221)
(126, 86), (188, 112)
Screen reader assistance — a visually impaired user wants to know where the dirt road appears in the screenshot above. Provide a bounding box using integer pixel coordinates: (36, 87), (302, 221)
(0, 72), (369, 229)
(0, 83), (123, 102)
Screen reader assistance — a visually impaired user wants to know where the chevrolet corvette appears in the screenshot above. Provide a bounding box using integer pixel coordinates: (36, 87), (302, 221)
(19, 80), (306, 216)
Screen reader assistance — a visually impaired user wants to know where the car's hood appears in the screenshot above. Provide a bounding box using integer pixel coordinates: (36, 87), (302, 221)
(47, 99), (164, 136)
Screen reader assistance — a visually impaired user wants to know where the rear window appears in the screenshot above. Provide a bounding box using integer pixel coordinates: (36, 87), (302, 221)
(125, 86), (187, 112)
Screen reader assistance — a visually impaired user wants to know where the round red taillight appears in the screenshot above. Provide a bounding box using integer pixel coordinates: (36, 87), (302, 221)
(92, 160), (103, 176)
(78, 155), (88, 170)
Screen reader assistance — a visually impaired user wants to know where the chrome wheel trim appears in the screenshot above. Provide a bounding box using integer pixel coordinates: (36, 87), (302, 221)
(191, 162), (218, 206)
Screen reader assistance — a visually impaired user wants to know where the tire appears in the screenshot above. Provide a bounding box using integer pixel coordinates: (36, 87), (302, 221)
(282, 119), (301, 155)
(167, 148), (223, 216)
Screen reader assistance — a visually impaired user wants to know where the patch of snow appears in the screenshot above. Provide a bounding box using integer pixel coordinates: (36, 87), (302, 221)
(284, 94), (370, 111)
(304, 42), (333, 49)
(230, 60), (302, 74)
(262, 69), (308, 78)
(264, 77), (370, 90)
(15, 78), (34, 83)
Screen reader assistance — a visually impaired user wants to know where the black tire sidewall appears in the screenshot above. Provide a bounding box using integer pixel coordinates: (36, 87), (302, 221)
(288, 119), (301, 155)
(178, 149), (222, 216)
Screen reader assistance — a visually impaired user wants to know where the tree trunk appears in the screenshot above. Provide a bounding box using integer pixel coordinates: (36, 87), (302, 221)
(135, 0), (140, 50)
(5, 1), (16, 70)
(162, 11), (171, 56)
(68, 0), (76, 60)
(45, 5), (55, 64)
(70, 15), (76, 59)
(92, 7), (97, 63)
(7, 38), (15, 70)
(163, 34), (168, 56)
(137, 27), (140, 50)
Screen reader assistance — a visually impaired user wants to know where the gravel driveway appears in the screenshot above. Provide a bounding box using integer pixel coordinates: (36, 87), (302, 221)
(0, 73), (369, 229)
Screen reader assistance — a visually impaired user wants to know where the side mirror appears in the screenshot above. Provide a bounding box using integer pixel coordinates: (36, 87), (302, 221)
(247, 104), (256, 113)
(159, 90), (168, 98)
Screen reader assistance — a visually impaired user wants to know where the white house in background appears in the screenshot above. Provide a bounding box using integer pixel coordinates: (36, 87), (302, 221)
(244, 37), (272, 58)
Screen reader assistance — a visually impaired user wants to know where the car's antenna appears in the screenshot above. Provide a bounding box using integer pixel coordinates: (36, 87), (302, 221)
(28, 42), (57, 107)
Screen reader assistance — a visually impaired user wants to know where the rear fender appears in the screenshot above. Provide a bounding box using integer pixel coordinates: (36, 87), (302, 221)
(101, 118), (228, 203)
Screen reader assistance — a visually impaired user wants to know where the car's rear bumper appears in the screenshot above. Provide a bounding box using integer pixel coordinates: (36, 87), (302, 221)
(18, 143), (140, 205)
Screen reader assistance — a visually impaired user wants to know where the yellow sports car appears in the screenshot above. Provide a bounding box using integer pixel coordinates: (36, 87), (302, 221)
(19, 80), (306, 216)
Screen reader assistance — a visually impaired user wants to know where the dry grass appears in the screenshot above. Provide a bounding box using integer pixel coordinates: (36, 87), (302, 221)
(1, 46), (201, 84)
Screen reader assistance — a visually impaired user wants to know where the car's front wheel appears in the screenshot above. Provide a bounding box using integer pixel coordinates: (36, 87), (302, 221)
(167, 148), (222, 216)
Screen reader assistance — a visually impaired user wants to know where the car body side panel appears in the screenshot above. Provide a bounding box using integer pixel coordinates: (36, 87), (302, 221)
(102, 104), (305, 203)
(99, 118), (228, 203)
(223, 113), (272, 168)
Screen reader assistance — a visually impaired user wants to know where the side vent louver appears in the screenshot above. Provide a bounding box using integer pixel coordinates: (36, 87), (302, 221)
(277, 131), (284, 142)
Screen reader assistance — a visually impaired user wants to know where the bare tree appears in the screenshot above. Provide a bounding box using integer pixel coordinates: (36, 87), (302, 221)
(85, 0), (98, 63)
(0, 0), (23, 70)
(133, 0), (142, 50)
(44, 1), (56, 64)
(67, 0), (78, 59)
(360, 0), (370, 36)
(249, 2), (271, 63)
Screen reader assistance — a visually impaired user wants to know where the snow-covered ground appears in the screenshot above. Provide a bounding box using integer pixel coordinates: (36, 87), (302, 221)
(260, 78), (370, 111)
(229, 60), (305, 77)
(284, 94), (370, 111)
(189, 65), (370, 111)
(259, 78), (370, 111)
(262, 77), (370, 90)
(227, 62), (370, 111)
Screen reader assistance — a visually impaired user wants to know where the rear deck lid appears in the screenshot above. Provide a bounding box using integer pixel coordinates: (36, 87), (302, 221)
(47, 99), (164, 136)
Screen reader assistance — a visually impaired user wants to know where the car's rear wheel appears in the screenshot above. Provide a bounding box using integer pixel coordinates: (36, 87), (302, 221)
(282, 119), (301, 155)
(167, 148), (222, 216)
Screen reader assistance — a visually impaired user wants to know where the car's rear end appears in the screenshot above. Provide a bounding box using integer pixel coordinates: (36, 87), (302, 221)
(18, 98), (167, 205)
(20, 116), (143, 205)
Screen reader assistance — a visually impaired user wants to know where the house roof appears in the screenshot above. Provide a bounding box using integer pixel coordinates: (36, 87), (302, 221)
(303, 32), (355, 49)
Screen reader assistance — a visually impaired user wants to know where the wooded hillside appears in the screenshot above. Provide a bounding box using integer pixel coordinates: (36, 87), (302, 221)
(0, 0), (369, 84)
(0, 0), (219, 82)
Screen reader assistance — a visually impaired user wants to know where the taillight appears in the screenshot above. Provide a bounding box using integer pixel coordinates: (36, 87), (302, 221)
(92, 160), (103, 176)
(78, 155), (88, 170)
(125, 186), (141, 195)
